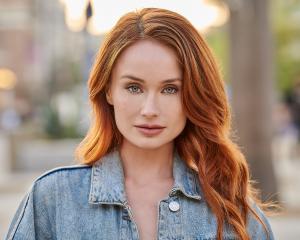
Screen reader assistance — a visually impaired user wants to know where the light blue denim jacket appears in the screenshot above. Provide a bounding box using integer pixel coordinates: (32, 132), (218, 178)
(5, 149), (274, 240)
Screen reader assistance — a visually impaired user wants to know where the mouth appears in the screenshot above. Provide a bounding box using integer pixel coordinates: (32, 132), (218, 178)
(135, 124), (165, 129)
(134, 125), (165, 136)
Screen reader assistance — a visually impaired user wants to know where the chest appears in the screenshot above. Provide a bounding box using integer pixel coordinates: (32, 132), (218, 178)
(56, 192), (241, 240)
(125, 182), (173, 240)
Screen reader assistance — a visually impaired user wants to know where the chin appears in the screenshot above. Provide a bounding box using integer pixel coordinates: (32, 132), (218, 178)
(133, 142), (164, 150)
(131, 137), (174, 150)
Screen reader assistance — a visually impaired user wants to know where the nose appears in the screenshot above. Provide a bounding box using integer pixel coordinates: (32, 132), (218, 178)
(140, 93), (159, 118)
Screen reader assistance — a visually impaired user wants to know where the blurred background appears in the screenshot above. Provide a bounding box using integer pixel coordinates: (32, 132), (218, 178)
(0, 0), (299, 239)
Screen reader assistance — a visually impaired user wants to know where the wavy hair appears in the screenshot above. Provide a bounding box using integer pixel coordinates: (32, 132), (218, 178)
(75, 8), (273, 240)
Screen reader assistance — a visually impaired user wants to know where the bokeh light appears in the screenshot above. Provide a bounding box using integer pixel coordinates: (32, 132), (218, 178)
(59, 0), (229, 34)
(0, 68), (17, 90)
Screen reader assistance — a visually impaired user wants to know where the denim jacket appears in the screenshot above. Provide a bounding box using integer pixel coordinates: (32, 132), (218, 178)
(5, 149), (274, 240)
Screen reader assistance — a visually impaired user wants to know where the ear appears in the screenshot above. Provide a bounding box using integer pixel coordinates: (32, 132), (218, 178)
(106, 90), (113, 105)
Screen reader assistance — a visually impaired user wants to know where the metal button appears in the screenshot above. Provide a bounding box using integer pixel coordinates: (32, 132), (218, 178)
(168, 201), (180, 212)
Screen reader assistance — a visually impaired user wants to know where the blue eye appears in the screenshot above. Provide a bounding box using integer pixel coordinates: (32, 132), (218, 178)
(125, 84), (178, 95)
(163, 87), (178, 94)
(126, 85), (142, 94)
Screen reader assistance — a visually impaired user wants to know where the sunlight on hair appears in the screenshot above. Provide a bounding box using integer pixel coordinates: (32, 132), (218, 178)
(59, 0), (229, 34)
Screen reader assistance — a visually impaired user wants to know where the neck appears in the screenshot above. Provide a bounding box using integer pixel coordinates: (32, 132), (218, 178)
(119, 140), (174, 185)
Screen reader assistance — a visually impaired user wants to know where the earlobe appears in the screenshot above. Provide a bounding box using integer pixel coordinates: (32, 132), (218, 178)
(106, 92), (113, 105)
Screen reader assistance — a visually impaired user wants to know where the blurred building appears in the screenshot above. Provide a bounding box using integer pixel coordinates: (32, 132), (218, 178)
(0, 0), (102, 171)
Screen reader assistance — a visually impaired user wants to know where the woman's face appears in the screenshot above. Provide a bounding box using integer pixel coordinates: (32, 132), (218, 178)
(107, 39), (186, 150)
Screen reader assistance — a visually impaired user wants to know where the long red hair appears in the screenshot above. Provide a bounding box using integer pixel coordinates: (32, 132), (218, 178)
(75, 8), (272, 240)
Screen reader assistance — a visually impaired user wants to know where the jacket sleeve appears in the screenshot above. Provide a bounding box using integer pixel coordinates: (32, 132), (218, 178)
(5, 179), (55, 240)
(247, 199), (275, 240)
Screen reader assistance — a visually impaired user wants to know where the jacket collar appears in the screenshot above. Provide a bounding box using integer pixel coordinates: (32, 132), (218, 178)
(88, 148), (202, 205)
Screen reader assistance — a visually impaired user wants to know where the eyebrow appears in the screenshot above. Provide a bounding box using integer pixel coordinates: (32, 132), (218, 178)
(121, 74), (182, 84)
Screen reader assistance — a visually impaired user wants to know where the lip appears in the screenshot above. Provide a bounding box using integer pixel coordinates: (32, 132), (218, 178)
(134, 124), (165, 136)
(135, 126), (165, 136)
(135, 124), (165, 129)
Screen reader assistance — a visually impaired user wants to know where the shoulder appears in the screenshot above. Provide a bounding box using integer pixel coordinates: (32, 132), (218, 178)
(22, 163), (93, 205)
(18, 163), (93, 213)
(30, 164), (92, 200)
(247, 199), (275, 240)
(5, 164), (93, 240)
(33, 164), (92, 184)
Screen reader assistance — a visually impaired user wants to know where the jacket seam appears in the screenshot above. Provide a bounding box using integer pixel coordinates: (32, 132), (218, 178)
(88, 163), (97, 203)
(34, 164), (91, 183)
(6, 187), (32, 240)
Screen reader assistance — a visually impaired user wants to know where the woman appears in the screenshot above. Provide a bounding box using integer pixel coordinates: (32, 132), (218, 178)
(6, 8), (275, 240)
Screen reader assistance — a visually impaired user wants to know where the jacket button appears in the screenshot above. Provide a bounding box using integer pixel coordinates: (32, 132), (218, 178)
(168, 201), (180, 212)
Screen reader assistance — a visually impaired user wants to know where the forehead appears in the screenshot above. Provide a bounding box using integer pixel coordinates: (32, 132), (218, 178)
(112, 39), (182, 80)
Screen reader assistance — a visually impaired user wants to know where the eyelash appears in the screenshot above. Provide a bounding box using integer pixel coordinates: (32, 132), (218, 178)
(126, 84), (179, 95)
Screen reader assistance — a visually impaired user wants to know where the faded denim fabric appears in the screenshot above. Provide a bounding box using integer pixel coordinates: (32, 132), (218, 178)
(5, 148), (274, 240)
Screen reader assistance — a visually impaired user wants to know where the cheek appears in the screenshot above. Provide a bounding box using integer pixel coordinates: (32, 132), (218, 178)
(162, 97), (184, 115)
(115, 98), (128, 111)
(170, 99), (186, 126)
(113, 94), (139, 117)
(112, 89), (128, 109)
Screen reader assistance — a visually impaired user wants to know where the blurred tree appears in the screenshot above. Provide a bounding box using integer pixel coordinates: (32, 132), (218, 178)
(272, 0), (300, 95)
(227, 0), (278, 201)
(206, 28), (229, 83)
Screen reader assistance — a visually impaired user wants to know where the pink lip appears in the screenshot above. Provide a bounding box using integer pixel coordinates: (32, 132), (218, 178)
(135, 125), (165, 136)
(135, 124), (165, 129)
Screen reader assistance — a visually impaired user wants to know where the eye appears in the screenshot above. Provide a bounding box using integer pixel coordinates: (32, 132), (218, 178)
(125, 84), (179, 95)
(162, 86), (178, 94)
(126, 84), (142, 94)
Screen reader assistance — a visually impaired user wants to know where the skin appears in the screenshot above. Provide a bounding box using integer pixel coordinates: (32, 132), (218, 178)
(106, 38), (187, 240)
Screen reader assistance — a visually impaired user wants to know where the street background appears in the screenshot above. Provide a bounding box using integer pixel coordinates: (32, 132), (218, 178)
(1, 0), (300, 239)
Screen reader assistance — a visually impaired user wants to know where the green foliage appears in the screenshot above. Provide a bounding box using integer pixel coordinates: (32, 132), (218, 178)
(42, 102), (82, 139)
(206, 28), (229, 82)
(205, 0), (300, 95)
(272, 0), (300, 94)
